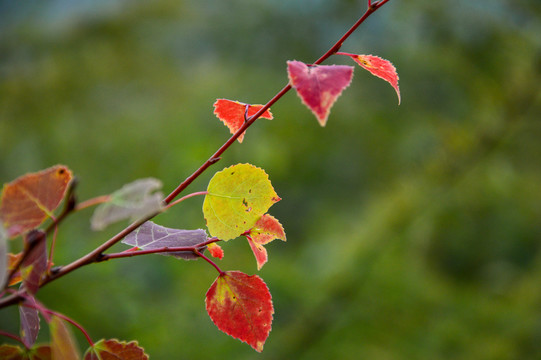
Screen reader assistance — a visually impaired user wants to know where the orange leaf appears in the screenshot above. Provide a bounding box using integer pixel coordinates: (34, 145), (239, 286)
(207, 243), (224, 260)
(205, 271), (273, 352)
(0, 165), (73, 238)
(7, 252), (23, 286)
(213, 99), (273, 143)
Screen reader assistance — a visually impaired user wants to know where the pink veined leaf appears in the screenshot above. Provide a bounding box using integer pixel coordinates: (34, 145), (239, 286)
(205, 271), (273, 352)
(287, 60), (354, 126)
(344, 53), (401, 104)
(213, 99), (273, 143)
(122, 221), (207, 260)
(20, 296), (40, 348)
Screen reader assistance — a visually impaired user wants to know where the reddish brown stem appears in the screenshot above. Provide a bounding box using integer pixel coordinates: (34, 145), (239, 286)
(165, 191), (208, 210)
(0, 0), (391, 309)
(75, 195), (112, 211)
(194, 249), (224, 275)
(163, 0), (389, 204)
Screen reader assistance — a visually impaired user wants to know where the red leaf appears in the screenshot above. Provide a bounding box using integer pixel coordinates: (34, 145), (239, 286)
(287, 60), (353, 126)
(347, 54), (400, 104)
(84, 339), (148, 360)
(247, 214), (286, 270)
(205, 271), (273, 352)
(213, 99), (273, 143)
(0, 165), (73, 238)
(28, 345), (51, 360)
(207, 242), (224, 259)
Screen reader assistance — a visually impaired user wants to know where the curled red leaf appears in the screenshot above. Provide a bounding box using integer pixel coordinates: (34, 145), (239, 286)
(345, 53), (401, 104)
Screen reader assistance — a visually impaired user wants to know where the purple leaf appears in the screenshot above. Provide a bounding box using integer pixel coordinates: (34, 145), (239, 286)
(20, 296), (40, 348)
(21, 230), (47, 294)
(122, 221), (207, 260)
(91, 178), (164, 231)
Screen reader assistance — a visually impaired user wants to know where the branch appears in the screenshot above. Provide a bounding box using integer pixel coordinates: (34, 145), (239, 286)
(0, 0), (392, 309)
(163, 0), (391, 204)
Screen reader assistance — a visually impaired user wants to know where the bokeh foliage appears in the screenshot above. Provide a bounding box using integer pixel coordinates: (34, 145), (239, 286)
(1, 0), (540, 358)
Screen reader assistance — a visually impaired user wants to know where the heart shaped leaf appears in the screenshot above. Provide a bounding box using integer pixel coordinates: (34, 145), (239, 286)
(205, 271), (273, 352)
(287, 60), (354, 126)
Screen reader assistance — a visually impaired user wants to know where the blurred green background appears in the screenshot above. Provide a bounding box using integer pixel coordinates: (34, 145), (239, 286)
(1, 0), (541, 358)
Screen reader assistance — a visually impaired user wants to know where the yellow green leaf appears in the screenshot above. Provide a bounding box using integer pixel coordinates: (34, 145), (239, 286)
(203, 164), (280, 241)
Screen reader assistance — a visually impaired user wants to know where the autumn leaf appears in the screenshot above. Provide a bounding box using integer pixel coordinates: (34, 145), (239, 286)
(20, 297), (40, 348)
(205, 271), (273, 352)
(213, 99), (273, 143)
(207, 242), (224, 259)
(341, 53), (400, 104)
(246, 214), (286, 270)
(84, 339), (148, 360)
(122, 221), (207, 260)
(91, 178), (164, 231)
(0, 165), (72, 238)
(287, 60), (354, 126)
(203, 164), (280, 241)
(49, 316), (80, 360)
(20, 230), (47, 294)
(6, 252), (23, 286)
(27, 345), (51, 360)
(0, 344), (24, 360)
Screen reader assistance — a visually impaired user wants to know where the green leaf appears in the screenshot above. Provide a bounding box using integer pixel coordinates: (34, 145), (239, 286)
(49, 316), (80, 360)
(203, 164), (280, 241)
(90, 178), (164, 231)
